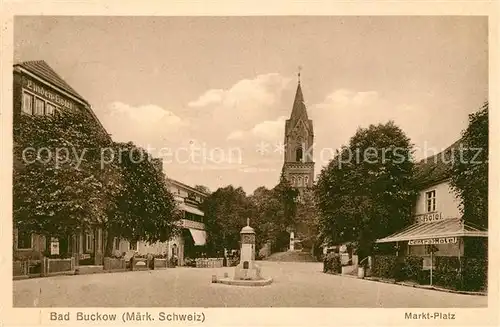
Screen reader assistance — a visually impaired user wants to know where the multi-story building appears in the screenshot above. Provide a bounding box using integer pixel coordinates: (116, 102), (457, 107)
(116, 178), (208, 266)
(13, 60), (110, 266)
(376, 141), (488, 262)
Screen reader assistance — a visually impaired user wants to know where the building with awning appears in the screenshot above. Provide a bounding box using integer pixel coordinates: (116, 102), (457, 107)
(124, 178), (209, 265)
(375, 141), (488, 260)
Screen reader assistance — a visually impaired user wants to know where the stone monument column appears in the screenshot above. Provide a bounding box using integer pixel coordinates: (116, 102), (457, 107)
(234, 219), (261, 280)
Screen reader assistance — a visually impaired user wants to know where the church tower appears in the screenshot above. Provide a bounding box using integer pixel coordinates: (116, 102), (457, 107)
(282, 71), (314, 191)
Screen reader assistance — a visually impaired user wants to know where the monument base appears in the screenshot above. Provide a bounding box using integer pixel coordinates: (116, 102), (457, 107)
(215, 277), (273, 287)
(234, 261), (261, 280)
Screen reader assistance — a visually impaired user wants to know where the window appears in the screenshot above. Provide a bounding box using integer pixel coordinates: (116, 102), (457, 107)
(34, 98), (45, 115)
(22, 92), (34, 114)
(304, 176), (309, 186)
(297, 176), (303, 187)
(85, 233), (93, 252)
(425, 190), (436, 212)
(114, 237), (120, 250)
(46, 103), (56, 115)
(17, 231), (32, 249)
(130, 241), (137, 251)
(296, 147), (303, 162)
(292, 176), (296, 186)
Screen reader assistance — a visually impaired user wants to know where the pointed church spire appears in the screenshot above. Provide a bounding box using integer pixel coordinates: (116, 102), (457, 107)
(290, 68), (308, 121)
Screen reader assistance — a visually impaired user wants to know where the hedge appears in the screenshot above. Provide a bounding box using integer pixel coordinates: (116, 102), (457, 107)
(323, 253), (341, 274)
(434, 257), (487, 292)
(371, 255), (487, 292)
(372, 255), (398, 279)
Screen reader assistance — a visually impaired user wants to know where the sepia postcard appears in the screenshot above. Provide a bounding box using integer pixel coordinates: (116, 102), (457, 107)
(1, 1), (499, 327)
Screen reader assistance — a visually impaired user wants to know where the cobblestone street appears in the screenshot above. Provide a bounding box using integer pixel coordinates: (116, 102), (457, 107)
(13, 261), (486, 307)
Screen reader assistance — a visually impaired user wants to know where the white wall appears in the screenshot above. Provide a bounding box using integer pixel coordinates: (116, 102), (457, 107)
(414, 180), (462, 219)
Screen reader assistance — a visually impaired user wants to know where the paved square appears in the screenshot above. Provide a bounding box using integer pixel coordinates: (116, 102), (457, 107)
(13, 261), (486, 307)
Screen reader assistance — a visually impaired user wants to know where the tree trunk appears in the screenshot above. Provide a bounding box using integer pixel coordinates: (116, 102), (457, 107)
(104, 228), (115, 257)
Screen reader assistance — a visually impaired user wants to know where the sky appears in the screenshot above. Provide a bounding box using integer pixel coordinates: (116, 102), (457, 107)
(14, 16), (488, 194)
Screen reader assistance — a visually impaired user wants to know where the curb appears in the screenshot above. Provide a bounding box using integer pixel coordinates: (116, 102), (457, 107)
(363, 276), (487, 296)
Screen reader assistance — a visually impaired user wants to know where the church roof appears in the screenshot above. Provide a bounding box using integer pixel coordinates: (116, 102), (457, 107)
(286, 81), (314, 135)
(15, 60), (88, 104)
(290, 82), (309, 121)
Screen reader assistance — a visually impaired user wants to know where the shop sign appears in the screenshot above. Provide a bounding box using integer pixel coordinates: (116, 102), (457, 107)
(50, 237), (59, 255)
(179, 218), (205, 230)
(408, 237), (457, 246)
(416, 212), (443, 224)
(24, 78), (75, 110)
(80, 253), (91, 260)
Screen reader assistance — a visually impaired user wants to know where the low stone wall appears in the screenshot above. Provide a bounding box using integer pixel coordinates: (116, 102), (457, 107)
(153, 258), (168, 269)
(103, 257), (126, 272)
(44, 257), (76, 276)
(195, 258), (224, 268)
(131, 257), (150, 271)
(13, 260), (29, 279)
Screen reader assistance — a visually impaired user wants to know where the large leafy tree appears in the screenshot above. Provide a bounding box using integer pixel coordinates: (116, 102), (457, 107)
(248, 174), (299, 253)
(316, 121), (416, 260)
(13, 110), (116, 238)
(294, 187), (320, 253)
(104, 142), (181, 255)
(201, 185), (255, 255)
(450, 102), (488, 228)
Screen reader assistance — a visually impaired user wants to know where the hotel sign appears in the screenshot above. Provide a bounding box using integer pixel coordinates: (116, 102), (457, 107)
(24, 78), (75, 110)
(416, 212), (443, 224)
(408, 237), (457, 246)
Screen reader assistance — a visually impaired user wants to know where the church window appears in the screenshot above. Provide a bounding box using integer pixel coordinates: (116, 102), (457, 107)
(304, 176), (309, 186)
(296, 147), (303, 162)
(291, 176), (296, 186)
(297, 176), (302, 187)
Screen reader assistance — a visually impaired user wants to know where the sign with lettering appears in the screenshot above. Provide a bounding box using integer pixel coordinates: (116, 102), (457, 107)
(408, 237), (457, 246)
(23, 78), (75, 110)
(178, 219), (205, 230)
(80, 253), (91, 260)
(416, 212), (443, 224)
(50, 237), (59, 255)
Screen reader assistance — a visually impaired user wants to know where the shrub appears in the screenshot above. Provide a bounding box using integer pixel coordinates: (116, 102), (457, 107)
(401, 256), (423, 282)
(434, 256), (462, 290)
(462, 257), (487, 292)
(323, 252), (341, 274)
(372, 255), (398, 279)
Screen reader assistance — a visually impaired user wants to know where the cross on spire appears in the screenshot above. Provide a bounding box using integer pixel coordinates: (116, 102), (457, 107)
(298, 65), (302, 84)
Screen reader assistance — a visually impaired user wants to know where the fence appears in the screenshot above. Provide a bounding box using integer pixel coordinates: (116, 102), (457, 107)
(43, 257), (76, 276)
(103, 257), (126, 272)
(195, 258), (224, 268)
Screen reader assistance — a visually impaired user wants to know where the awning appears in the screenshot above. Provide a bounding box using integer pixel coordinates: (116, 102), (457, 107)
(376, 218), (487, 243)
(189, 228), (207, 246)
(178, 203), (204, 217)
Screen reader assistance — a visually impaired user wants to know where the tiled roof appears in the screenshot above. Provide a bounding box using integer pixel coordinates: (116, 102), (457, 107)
(16, 60), (87, 103)
(413, 140), (463, 188)
(376, 218), (487, 243)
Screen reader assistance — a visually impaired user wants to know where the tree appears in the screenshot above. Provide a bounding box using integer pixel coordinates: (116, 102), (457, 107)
(13, 110), (116, 239)
(316, 121), (416, 260)
(194, 185), (211, 194)
(201, 186), (255, 255)
(450, 102), (488, 228)
(104, 142), (181, 256)
(294, 187), (320, 253)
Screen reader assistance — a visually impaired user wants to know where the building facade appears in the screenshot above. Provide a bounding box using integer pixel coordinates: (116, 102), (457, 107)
(13, 60), (110, 266)
(282, 74), (315, 190)
(376, 141), (488, 265)
(116, 178), (208, 266)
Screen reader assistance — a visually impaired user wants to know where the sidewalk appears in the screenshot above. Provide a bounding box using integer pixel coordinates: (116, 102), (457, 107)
(328, 272), (487, 296)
